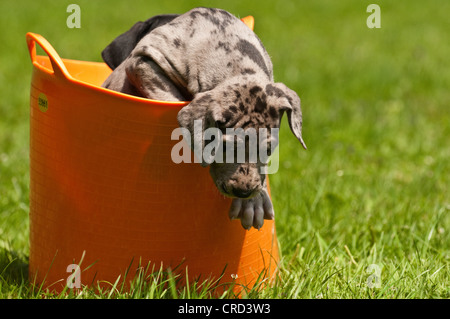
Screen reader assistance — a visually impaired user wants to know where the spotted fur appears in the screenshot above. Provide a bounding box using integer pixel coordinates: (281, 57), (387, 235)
(102, 7), (306, 230)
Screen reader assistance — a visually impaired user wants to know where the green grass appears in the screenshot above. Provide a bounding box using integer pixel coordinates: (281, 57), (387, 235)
(0, 0), (449, 299)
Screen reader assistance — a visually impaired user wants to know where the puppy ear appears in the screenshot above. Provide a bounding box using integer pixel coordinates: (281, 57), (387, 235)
(266, 83), (307, 149)
(101, 14), (179, 70)
(177, 92), (219, 166)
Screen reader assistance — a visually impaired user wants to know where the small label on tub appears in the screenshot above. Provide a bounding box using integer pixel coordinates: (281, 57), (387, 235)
(38, 93), (48, 112)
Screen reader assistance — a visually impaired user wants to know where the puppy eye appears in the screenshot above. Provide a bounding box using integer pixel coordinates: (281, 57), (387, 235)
(263, 143), (272, 156)
(258, 140), (274, 156)
(216, 110), (234, 129)
(215, 119), (226, 127)
(215, 120), (227, 132)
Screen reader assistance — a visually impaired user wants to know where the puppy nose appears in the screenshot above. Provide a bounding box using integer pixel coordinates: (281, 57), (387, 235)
(232, 187), (255, 199)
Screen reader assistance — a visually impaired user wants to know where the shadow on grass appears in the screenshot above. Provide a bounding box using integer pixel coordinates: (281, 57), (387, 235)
(0, 247), (29, 286)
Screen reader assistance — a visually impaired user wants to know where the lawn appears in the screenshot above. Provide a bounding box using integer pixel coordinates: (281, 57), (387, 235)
(0, 0), (448, 299)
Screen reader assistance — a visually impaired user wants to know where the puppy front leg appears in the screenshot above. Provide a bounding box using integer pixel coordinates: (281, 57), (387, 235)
(125, 56), (187, 101)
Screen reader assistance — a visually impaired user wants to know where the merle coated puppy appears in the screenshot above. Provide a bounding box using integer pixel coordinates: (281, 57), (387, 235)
(102, 7), (306, 230)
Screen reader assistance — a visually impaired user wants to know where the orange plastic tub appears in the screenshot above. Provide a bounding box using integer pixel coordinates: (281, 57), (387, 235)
(26, 16), (279, 294)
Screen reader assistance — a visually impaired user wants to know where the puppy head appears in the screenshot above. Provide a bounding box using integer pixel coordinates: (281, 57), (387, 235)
(101, 14), (179, 70)
(177, 78), (306, 198)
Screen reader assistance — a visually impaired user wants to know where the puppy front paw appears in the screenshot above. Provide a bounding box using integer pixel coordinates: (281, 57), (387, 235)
(228, 189), (274, 230)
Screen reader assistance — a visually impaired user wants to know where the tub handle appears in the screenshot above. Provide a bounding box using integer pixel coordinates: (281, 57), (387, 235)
(26, 32), (71, 79)
(241, 16), (254, 30)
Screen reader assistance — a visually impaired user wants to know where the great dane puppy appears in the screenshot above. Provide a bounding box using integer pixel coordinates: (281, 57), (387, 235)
(102, 7), (306, 230)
